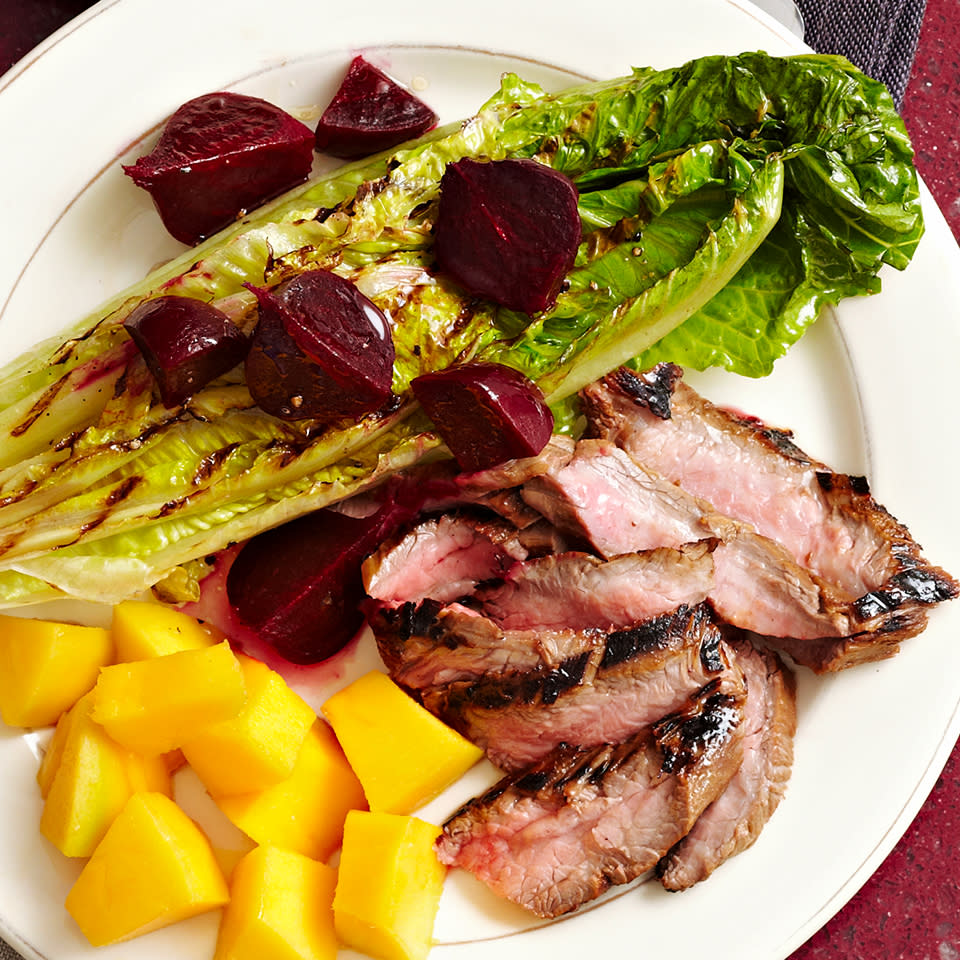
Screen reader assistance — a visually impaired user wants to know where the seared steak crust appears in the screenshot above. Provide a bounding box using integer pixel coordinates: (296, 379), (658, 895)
(373, 603), (608, 692)
(657, 637), (797, 889)
(436, 677), (746, 918)
(421, 603), (738, 771)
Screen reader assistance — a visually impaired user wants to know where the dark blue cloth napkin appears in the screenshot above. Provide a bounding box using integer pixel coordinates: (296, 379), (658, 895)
(797, 0), (927, 104)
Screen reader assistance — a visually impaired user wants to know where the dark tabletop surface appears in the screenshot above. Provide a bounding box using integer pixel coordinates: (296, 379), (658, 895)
(1, 1), (958, 958)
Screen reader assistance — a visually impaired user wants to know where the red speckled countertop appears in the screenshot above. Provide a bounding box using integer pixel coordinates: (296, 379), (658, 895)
(0, 1), (958, 958)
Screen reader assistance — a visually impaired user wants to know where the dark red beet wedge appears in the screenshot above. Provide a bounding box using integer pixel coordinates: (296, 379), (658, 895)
(123, 296), (250, 407)
(433, 158), (581, 315)
(226, 500), (411, 664)
(314, 55), (438, 159)
(411, 362), (554, 472)
(245, 270), (395, 422)
(124, 92), (315, 245)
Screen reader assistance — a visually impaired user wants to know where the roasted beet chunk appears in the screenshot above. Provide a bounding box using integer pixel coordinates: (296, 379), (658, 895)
(123, 92), (315, 245)
(123, 296), (249, 407)
(433, 158), (581, 315)
(314, 55), (438, 159)
(226, 501), (410, 664)
(245, 270), (395, 422)
(412, 362), (554, 472)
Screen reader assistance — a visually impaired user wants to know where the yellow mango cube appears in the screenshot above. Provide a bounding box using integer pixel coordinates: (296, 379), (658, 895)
(40, 693), (171, 857)
(65, 791), (229, 946)
(182, 655), (317, 797)
(122, 749), (174, 795)
(37, 694), (85, 798)
(323, 671), (482, 814)
(216, 721), (366, 862)
(214, 845), (337, 960)
(92, 640), (246, 755)
(112, 600), (217, 660)
(333, 811), (446, 960)
(0, 613), (113, 728)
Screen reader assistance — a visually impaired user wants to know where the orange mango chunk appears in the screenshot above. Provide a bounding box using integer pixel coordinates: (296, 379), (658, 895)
(40, 693), (171, 857)
(65, 791), (229, 946)
(322, 671), (482, 814)
(91, 640), (246, 755)
(182, 654), (317, 797)
(112, 600), (216, 660)
(333, 811), (446, 960)
(0, 613), (113, 728)
(37, 694), (85, 799)
(216, 720), (365, 862)
(214, 845), (337, 960)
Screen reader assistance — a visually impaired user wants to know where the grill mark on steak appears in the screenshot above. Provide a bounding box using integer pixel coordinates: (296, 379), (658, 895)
(372, 602), (609, 691)
(854, 562), (959, 618)
(421, 603), (741, 771)
(657, 637), (797, 889)
(435, 677), (746, 918)
(609, 363), (683, 421)
(582, 364), (958, 609)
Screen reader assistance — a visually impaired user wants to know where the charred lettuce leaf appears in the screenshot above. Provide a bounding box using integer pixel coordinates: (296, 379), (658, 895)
(0, 52), (923, 606)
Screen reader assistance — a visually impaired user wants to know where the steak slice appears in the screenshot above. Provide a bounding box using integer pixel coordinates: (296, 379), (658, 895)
(454, 434), (577, 496)
(422, 603), (739, 771)
(473, 542), (715, 632)
(582, 364), (958, 608)
(521, 438), (717, 553)
(362, 511), (529, 606)
(436, 676), (746, 918)
(521, 438), (866, 656)
(446, 437), (580, 530)
(657, 637), (797, 889)
(373, 602), (607, 692)
(368, 519), (713, 692)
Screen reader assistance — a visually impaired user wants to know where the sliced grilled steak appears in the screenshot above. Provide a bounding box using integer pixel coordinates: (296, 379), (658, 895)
(367, 515), (712, 693)
(454, 434), (576, 496)
(422, 603), (739, 771)
(521, 438), (717, 553)
(474, 542), (714, 632)
(374, 602), (607, 692)
(362, 511), (529, 606)
(441, 436), (579, 530)
(657, 637), (796, 889)
(583, 364), (958, 609)
(436, 677), (746, 918)
(465, 488), (545, 529)
(520, 439), (864, 655)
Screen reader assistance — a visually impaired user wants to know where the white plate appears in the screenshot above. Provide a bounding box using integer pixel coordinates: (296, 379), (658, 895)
(2, 1), (959, 959)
